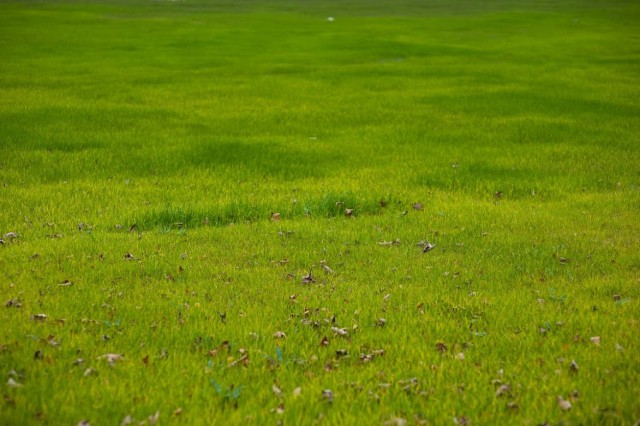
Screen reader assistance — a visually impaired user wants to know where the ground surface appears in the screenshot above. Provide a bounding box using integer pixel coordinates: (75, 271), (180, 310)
(0, 0), (639, 424)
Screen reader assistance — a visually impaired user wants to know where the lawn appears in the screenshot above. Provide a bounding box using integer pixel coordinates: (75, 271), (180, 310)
(0, 0), (639, 424)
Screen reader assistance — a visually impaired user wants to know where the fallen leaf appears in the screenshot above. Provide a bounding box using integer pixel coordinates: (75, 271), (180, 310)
(454, 416), (469, 425)
(123, 252), (136, 261)
(84, 368), (97, 377)
(173, 408), (182, 416)
(360, 353), (374, 362)
(570, 360), (579, 373)
(272, 384), (283, 397)
(271, 212), (281, 221)
(455, 352), (465, 361)
(31, 313), (47, 321)
(59, 280), (73, 287)
(331, 327), (348, 336)
(322, 389), (334, 402)
(435, 341), (447, 353)
(228, 354), (249, 368)
(120, 415), (134, 426)
(384, 417), (407, 426)
(412, 203), (423, 211)
(77, 420), (90, 426)
(495, 384), (511, 397)
(274, 331), (286, 339)
(3, 232), (18, 240)
(590, 336), (601, 346)
(320, 263), (335, 274)
(292, 387), (302, 397)
(378, 239), (401, 246)
(375, 318), (386, 327)
(335, 349), (348, 357)
(4, 299), (22, 308)
(148, 411), (160, 425)
(302, 270), (315, 284)
(98, 353), (124, 366)
(7, 378), (23, 388)
(422, 242), (436, 253)
(320, 336), (329, 347)
(345, 208), (354, 217)
(557, 396), (572, 411)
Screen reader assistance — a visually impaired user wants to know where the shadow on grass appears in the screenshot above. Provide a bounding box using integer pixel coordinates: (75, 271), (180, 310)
(130, 192), (397, 230)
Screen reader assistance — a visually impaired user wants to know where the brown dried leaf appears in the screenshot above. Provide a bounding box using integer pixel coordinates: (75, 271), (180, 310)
(271, 212), (281, 221)
(31, 313), (47, 321)
(320, 336), (329, 347)
(274, 331), (286, 339)
(590, 336), (601, 346)
(345, 208), (354, 217)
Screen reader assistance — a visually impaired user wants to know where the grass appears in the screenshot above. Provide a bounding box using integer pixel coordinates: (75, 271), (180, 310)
(1, 0), (639, 424)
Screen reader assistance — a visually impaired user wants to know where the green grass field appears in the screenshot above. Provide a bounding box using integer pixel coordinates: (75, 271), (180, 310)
(1, 0), (639, 424)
